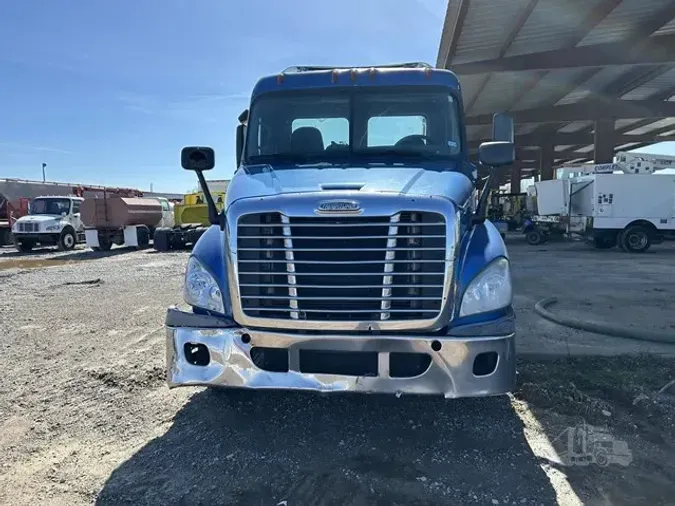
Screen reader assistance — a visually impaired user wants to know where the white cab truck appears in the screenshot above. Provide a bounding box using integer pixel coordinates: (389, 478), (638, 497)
(82, 196), (174, 251)
(524, 151), (675, 252)
(11, 196), (85, 252)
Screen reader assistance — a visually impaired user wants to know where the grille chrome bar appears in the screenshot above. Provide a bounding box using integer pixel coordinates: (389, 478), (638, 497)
(243, 307), (440, 313)
(242, 295), (440, 301)
(240, 284), (444, 288)
(238, 247), (445, 252)
(239, 272), (443, 277)
(239, 222), (445, 228)
(381, 213), (400, 321)
(239, 235), (444, 240)
(280, 215), (299, 320)
(239, 259), (445, 264)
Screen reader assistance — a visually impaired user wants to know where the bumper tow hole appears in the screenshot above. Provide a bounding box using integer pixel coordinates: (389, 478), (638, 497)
(431, 340), (442, 352)
(184, 343), (210, 367)
(241, 333), (251, 344)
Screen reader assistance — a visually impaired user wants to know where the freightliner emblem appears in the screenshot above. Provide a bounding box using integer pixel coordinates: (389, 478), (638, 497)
(316, 200), (362, 214)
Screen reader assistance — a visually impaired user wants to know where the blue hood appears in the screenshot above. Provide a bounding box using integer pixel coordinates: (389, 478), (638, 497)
(226, 165), (475, 207)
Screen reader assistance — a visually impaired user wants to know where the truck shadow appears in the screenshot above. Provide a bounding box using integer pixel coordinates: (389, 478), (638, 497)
(96, 390), (559, 505)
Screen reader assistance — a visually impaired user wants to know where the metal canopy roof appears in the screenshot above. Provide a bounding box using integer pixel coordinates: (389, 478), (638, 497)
(437, 0), (675, 177)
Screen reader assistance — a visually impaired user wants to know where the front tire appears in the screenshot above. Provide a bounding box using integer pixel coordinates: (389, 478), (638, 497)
(153, 228), (171, 252)
(136, 226), (150, 250)
(58, 228), (77, 251)
(526, 228), (544, 246)
(621, 226), (651, 253)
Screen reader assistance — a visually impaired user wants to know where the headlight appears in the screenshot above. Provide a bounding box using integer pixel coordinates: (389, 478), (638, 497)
(45, 225), (60, 231)
(183, 256), (225, 314)
(459, 257), (512, 317)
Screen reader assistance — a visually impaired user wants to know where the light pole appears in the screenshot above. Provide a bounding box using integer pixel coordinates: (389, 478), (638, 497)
(42, 162), (47, 182)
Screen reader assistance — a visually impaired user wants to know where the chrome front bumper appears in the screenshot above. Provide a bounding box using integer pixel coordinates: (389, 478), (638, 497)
(166, 309), (516, 398)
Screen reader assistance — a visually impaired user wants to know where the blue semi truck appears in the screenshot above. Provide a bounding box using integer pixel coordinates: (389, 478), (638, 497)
(166, 63), (516, 398)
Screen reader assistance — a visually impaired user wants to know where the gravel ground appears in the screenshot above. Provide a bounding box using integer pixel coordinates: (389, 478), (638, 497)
(0, 240), (674, 505)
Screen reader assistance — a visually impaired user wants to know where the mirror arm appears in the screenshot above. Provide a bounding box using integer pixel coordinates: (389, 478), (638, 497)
(194, 170), (224, 230)
(472, 165), (494, 225)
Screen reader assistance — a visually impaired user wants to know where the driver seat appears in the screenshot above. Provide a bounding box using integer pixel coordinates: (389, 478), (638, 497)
(290, 127), (325, 154)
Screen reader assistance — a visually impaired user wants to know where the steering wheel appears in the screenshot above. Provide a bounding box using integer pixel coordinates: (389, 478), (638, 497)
(395, 134), (430, 147)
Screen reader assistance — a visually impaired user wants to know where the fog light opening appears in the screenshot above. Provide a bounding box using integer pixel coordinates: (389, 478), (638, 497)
(184, 343), (210, 367)
(473, 352), (498, 377)
(431, 340), (442, 352)
(241, 333), (251, 344)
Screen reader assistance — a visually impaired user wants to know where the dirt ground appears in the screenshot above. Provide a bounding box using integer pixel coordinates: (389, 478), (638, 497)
(0, 239), (674, 505)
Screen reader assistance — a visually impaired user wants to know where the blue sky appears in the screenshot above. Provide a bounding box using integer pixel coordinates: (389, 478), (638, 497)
(0, 0), (446, 192)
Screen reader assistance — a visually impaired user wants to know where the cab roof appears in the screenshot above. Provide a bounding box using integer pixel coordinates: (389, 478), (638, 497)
(251, 63), (461, 98)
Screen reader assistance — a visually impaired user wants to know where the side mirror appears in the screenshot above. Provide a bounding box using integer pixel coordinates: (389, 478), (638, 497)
(478, 141), (515, 167)
(181, 146), (215, 171)
(492, 113), (514, 143)
(180, 146), (223, 230)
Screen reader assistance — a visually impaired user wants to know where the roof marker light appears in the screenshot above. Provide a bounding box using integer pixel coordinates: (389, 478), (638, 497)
(424, 67), (432, 79)
(350, 69), (357, 82)
(331, 69), (339, 83)
(277, 73), (285, 85)
(369, 67), (376, 80)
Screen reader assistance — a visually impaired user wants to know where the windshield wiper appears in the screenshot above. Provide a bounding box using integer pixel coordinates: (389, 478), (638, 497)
(247, 153), (344, 167)
(248, 153), (312, 165)
(357, 149), (449, 162)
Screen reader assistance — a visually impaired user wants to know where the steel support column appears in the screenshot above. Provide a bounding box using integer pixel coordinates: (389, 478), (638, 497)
(510, 164), (522, 193)
(540, 138), (555, 180)
(594, 118), (615, 163)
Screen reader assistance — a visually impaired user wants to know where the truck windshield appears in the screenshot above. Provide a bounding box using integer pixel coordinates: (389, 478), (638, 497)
(30, 198), (71, 215)
(245, 87), (462, 166)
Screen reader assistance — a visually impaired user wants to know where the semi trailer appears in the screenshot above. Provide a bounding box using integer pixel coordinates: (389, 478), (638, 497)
(81, 196), (174, 250)
(165, 63), (517, 399)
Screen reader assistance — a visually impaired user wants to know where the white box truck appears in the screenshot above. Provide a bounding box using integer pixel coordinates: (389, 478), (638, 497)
(524, 152), (675, 252)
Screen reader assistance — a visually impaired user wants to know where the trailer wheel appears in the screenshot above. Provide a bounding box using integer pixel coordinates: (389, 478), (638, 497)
(153, 228), (171, 252)
(58, 227), (77, 251)
(96, 233), (113, 251)
(136, 226), (150, 250)
(0, 228), (10, 247)
(526, 229), (544, 246)
(622, 226), (651, 253)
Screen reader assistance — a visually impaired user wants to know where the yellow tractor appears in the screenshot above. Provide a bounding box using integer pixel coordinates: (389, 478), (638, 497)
(153, 191), (225, 251)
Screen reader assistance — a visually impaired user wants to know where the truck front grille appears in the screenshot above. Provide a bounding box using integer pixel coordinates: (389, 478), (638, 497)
(236, 212), (447, 322)
(18, 222), (39, 232)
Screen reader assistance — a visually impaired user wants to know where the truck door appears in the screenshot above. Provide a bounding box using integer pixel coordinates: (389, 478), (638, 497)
(71, 200), (83, 231)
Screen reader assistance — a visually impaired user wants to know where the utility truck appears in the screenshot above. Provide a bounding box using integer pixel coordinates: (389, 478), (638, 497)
(165, 63), (517, 399)
(11, 196), (85, 251)
(524, 151), (675, 252)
